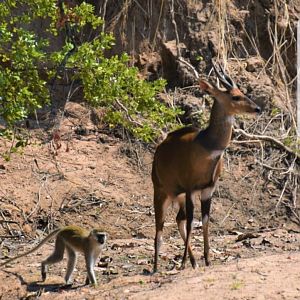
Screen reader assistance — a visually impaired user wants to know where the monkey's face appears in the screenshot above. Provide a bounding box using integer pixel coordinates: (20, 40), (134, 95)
(90, 229), (107, 245)
(96, 233), (106, 245)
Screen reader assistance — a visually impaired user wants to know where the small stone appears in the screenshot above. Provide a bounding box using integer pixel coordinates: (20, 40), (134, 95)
(246, 57), (264, 72)
(137, 259), (149, 265)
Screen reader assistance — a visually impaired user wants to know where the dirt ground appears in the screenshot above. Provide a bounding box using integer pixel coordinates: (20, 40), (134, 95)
(0, 0), (299, 299)
(0, 102), (299, 299)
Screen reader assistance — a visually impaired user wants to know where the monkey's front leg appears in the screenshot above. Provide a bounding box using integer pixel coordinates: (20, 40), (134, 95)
(85, 253), (97, 286)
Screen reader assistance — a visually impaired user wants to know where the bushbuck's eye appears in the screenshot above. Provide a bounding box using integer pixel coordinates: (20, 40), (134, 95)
(232, 95), (240, 101)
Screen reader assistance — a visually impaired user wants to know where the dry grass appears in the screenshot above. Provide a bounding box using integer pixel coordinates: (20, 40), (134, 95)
(212, 0), (299, 224)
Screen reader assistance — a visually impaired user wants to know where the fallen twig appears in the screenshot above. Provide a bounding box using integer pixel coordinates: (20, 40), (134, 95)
(0, 235), (21, 239)
(0, 211), (14, 236)
(219, 203), (236, 226)
(0, 220), (18, 224)
(27, 174), (48, 219)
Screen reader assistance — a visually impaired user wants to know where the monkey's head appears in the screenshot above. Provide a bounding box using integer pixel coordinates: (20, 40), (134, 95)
(90, 229), (107, 245)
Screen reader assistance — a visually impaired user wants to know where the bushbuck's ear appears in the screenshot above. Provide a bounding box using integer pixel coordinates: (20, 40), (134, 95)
(199, 80), (214, 93)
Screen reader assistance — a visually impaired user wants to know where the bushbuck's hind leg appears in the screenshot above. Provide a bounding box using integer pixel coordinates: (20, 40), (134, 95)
(181, 191), (194, 269)
(153, 189), (171, 273)
(201, 186), (214, 266)
(176, 197), (197, 269)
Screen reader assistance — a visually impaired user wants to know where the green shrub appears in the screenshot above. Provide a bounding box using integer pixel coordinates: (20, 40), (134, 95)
(0, 1), (180, 142)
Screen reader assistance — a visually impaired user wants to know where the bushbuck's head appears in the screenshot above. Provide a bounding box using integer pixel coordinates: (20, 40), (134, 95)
(199, 62), (261, 115)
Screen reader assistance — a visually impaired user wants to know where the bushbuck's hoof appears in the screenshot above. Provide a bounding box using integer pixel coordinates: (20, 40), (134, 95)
(205, 259), (211, 266)
(63, 282), (73, 288)
(41, 272), (46, 282)
(191, 261), (198, 269)
(190, 256), (198, 269)
(85, 277), (90, 285)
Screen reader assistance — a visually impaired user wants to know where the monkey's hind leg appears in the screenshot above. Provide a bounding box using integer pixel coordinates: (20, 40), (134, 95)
(41, 236), (65, 282)
(64, 246), (77, 284)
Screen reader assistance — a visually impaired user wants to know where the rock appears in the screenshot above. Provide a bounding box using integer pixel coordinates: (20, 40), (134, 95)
(161, 40), (196, 87)
(142, 268), (151, 275)
(122, 263), (134, 269)
(236, 232), (260, 242)
(137, 52), (162, 80)
(246, 57), (264, 72)
(137, 258), (149, 265)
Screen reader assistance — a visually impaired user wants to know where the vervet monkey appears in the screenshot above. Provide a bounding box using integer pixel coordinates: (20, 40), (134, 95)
(0, 225), (107, 285)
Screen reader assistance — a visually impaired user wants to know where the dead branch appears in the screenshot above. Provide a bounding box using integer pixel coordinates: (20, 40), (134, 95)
(234, 128), (300, 160)
(27, 175), (47, 219)
(101, 0), (108, 32)
(178, 57), (199, 79)
(0, 235), (21, 239)
(169, 0), (199, 80)
(0, 220), (18, 224)
(114, 99), (143, 127)
(169, 0), (181, 57)
(275, 180), (288, 210)
(0, 211), (14, 236)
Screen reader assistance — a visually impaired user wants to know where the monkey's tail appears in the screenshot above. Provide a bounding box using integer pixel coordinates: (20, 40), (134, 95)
(0, 228), (61, 267)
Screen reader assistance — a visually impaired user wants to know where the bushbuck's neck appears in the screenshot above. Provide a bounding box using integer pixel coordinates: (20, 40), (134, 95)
(199, 100), (234, 150)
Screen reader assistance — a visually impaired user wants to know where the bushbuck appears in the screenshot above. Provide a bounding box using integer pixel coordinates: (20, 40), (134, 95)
(152, 63), (261, 272)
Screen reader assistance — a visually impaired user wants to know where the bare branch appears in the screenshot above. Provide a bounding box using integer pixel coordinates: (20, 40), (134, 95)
(234, 128), (300, 161)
